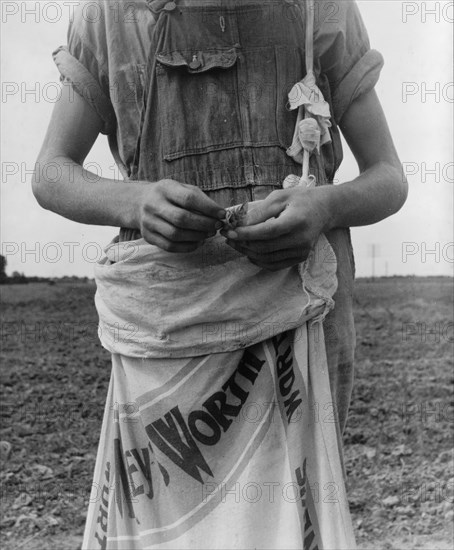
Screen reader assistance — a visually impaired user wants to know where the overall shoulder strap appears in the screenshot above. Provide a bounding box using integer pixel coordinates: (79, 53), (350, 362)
(304, 0), (315, 77)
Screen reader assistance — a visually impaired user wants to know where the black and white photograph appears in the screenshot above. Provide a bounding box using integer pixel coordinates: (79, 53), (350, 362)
(1, 1), (453, 549)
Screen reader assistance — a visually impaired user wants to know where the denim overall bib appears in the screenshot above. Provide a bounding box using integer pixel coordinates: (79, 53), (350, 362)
(122, 0), (356, 436)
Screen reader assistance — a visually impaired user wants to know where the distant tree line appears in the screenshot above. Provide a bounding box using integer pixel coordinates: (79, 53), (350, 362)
(0, 255), (92, 285)
(0, 255), (6, 283)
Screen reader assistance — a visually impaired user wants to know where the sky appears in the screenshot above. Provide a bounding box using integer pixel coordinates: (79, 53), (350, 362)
(1, 0), (453, 278)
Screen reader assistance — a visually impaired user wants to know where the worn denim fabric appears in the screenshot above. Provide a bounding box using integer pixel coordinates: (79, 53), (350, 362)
(53, 0), (383, 182)
(53, 0), (383, 434)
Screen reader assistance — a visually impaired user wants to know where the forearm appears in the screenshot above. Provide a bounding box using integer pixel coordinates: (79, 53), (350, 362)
(321, 89), (409, 231)
(32, 155), (144, 229)
(321, 160), (408, 232)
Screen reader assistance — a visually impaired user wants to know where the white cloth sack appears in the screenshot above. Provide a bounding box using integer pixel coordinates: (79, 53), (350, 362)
(83, 324), (356, 549)
(94, 231), (337, 358)
(84, 228), (356, 548)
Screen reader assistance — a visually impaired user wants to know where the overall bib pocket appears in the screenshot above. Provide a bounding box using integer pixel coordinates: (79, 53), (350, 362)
(156, 48), (243, 161)
(154, 8), (243, 161)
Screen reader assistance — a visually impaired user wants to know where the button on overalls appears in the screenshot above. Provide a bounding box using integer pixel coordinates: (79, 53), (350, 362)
(122, 0), (356, 441)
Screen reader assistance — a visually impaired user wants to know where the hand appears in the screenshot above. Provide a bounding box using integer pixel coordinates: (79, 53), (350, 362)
(221, 186), (332, 271)
(136, 179), (226, 252)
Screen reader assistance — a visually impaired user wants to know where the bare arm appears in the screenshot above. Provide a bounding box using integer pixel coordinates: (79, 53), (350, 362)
(223, 90), (408, 270)
(32, 85), (225, 252)
(323, 88), (408, 229)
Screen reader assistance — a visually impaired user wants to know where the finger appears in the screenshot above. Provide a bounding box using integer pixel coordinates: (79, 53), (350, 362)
(167, 182), (225, 220)
(162, 206), (222, 233)
(145, 216), (212, 243)
(228, 216), (291, 242)
(240, 196), (284, 227)
(234, 235), (302, 254)
(142, 227), (200, 253)
(249, 256), (303, 272)
(232, 244), (307, 264)
(226, 239), (309, 263)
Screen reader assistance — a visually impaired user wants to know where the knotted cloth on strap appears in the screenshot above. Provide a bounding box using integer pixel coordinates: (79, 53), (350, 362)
(284, 0), (332, 188)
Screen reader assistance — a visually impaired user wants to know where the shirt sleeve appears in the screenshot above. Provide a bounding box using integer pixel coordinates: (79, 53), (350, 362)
(52, 0), (116, 135)
(313, 0), (384, 123)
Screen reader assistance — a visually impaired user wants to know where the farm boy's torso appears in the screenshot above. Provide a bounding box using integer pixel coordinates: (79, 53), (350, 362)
(104, 0), (356, 434)
(107, 0), (342, 199)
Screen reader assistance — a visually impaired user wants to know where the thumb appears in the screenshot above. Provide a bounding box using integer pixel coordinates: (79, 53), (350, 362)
(241, 197), (285, 227)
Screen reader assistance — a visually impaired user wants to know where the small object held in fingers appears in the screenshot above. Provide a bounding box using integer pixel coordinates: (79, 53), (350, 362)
(222, 202), (249, 231)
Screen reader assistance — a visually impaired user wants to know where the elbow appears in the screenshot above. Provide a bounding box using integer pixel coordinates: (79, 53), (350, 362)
(31, 168), (46, 209)
(31, 154), (57, 211)
(381, 160), (409, 216)
(392, 162), (409, 213)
